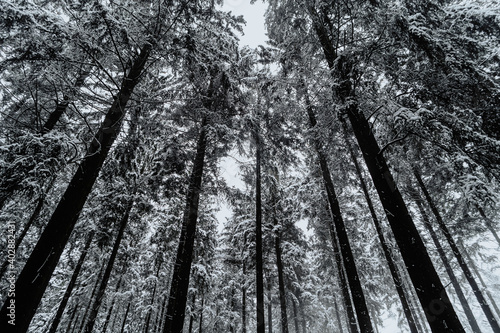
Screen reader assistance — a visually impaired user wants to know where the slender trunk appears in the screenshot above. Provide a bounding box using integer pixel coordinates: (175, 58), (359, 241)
(275, 234), (290, 333)
(334, 298), (345, 333)
(70, 312), (81, 333)
(156, 296), (167, 333)
(267, 282), (273, 333)
(305, 99), (370, 333)
(0, 176), (56, 280)
(255, 125), (266, 333)
(478, 207), (500, 248)
(458, 239), (500, 320)
(163, 118), (208, 333)
(78, 262), (107, 333)
(341, 120), (419, 333)
(0, 43), (152, 333)
(144, 283), (158, 333)
(414, 170), (500, 333)
(299, 298), (307, 333)
(413, 196), (481, 333)
(48, 232), (94, 333)
(198, 293), (204, 333)
(292, 298), (300, 333)
(120, 302), (131, 333)
(84, 202), (133, 333)
(328, 210), (358, 333)
(101, 277), (123, 333)
(188, 293), (196, 333)
(65, 305), (78, 333)
(242, 262), (247, 333)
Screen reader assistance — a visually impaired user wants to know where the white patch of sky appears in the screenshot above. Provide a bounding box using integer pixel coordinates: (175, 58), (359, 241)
(221, 0), (269, 48)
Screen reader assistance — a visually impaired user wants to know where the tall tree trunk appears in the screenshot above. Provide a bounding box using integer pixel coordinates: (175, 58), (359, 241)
(198, 292), (204, 333)
(306, 6), (466, 330)
(84, 202), (133, 333)
(267, 281), (273, 333)
(156, 296), (167, 333)
(78, 261), (107, 333)
(299, 298), (307, 333)
(101, 276), (123, 333)
(292, 298), (300, 333)
(242, 262), (247, 333)
(304, 97), (371, 333)
(457, 239), (500, 320)
(48, 232), (95, 333)
(333, 297), (345, 333)
(188, 293), (196, 333)
(477, 207), (500, 248)
(163, 117), (208, 333)
(342, 120), (419, 333)
(413, 196), (482, 333)
(120, 302), (131, 333)
(255, 124), (266, 333)
(64, 305), (78, 333)
(41, 68), (90, 134)
(0, 43), (152, 333)
(275, 234), (290, 333)
(414, 170), (500, 333)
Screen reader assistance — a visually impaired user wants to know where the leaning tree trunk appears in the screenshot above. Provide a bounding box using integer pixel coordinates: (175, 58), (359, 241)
(477, 207), (500, 248)
(306, 4), (466, 330)
(47, 232), (95, 333)
(341, 119), (419, 333)
(304, 93), (371, 333)
(120, 302), (131, 333)
(414, 170), (500, 333)
(101, 276), (123, 333)
(163, 117), (208, 333)
(457, 239), (500, 320)
(41, 67), (90, 134)
(0, 43), (152, 333)
(84, 201), (133, 333)
(412, 196), (481, 333)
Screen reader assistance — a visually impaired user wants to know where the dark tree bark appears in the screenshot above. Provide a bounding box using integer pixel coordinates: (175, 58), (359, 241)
(78, 261), (107, 333)
(198, 293), (204, 333)
(47, 232), (95, 333)
(267, 280), (273, 333)
(101, 276), (123, 333)
(412, 196), (481, 333)
(64, 305), (78, 333)
(306, 4), (466, 330)
(163, 117), (208, 333)
(242, 262), (247, 333)
(255, 125), (266, 333)
(84, 202), (133, 333)
(341, 120), (419, 333)
(478, 207), (500, 248)
(292, 297), (300, 333)
(414, 170), (500, 333)
(304, 96), (371, 333)
(333, 298), (345, 333)
(188, 293), (196, 333)
(275, 234), (290, 333)
(0, 43), (152, 333)
(120, 302), (131, 333)
(457, 239), (500, 320)
(41, 68), (90, 135)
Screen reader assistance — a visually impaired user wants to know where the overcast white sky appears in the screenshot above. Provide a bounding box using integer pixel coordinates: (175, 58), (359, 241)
(221, 0), (269, 48)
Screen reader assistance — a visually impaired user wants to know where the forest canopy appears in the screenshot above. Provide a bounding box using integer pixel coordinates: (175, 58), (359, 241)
(0, 0), (499, 332)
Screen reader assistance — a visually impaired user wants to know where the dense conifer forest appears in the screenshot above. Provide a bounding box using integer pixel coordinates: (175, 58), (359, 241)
(0, 0), (499, 332)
